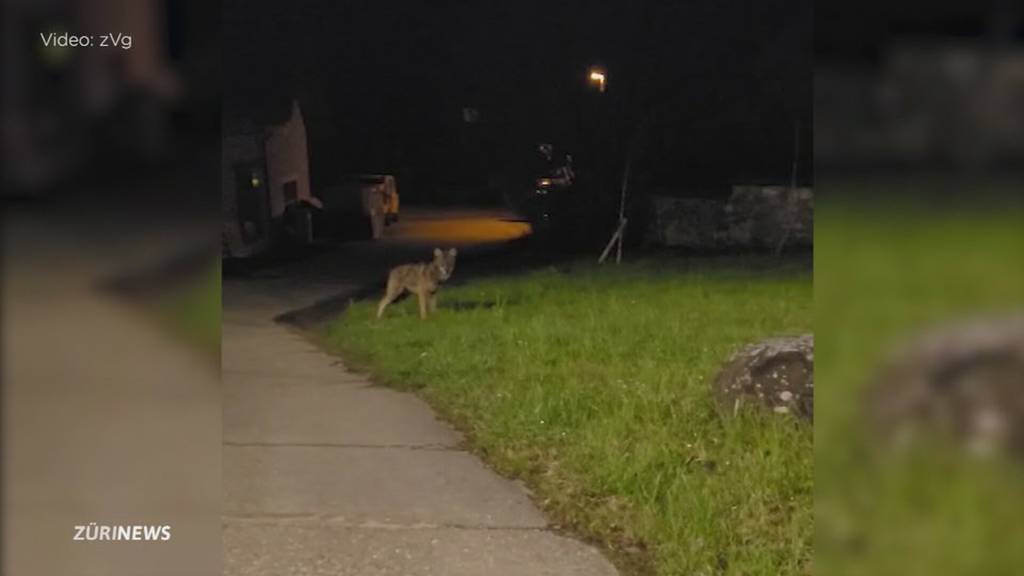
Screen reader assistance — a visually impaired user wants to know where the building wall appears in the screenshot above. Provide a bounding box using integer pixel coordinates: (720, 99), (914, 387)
(222, 133), (265, 256)
(265, 100), (312, 218)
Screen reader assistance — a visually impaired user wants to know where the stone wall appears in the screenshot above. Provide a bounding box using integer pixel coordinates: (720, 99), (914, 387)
(722, 185), (813, 250)
(817, 44), (1024, 167)
(644, 197), (723, 249)
(645, 185), (813, 250)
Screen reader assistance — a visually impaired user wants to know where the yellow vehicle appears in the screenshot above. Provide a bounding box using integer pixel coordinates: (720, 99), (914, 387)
(379, 175), (401, 224)
(319, 175), (400, 240)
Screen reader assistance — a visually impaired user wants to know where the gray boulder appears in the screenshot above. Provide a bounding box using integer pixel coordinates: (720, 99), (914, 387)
(713, 334), (814, 421)
(869, 314), (1024, 457)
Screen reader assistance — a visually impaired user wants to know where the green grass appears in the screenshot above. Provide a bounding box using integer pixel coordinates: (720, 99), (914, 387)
(324, 257), (813, 575)
(815, 187), (1024, 576)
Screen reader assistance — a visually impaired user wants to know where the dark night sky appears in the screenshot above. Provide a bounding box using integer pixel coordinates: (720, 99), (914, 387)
(818, 2), (1023, 63)
(224, 0), (812, 201)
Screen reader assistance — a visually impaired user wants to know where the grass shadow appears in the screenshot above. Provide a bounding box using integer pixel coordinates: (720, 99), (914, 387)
(441, 299), (512, 311)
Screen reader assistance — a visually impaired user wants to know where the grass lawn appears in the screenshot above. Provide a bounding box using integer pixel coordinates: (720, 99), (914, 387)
(324, 257), (813, 575)
(815, 184), (1024, 576)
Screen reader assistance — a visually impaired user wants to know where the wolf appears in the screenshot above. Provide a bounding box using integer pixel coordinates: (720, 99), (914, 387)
(377, 248), (457, 319)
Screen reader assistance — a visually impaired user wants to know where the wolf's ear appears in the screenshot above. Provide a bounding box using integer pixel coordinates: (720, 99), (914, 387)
(434, 248), (443, 259)
(448, 248), (457, 258)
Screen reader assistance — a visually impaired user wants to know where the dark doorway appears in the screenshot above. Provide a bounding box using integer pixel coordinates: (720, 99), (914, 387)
(282, 179), (298, 204)
(235, 162), (270, 243)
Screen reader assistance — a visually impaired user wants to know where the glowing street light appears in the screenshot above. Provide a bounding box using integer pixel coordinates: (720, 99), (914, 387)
(588, 66), (607, 93)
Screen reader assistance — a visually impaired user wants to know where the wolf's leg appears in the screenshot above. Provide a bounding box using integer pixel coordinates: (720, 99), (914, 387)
(377, 276), (400, 319)
(418, 290), (428, 319)
(376, 291), (397, 319)
(429, 292), (438, 313)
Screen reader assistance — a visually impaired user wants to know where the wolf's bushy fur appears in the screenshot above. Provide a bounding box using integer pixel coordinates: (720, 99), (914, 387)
(377, 248), (457, 319)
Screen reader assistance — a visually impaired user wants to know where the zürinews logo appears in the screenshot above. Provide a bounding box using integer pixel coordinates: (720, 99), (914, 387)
(73, 524), (172, 542)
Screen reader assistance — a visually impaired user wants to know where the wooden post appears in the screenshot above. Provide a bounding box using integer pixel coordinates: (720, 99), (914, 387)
(598, 218), (627, 264)
(615, 224), (624, 263)
(600, 126), (638, 265)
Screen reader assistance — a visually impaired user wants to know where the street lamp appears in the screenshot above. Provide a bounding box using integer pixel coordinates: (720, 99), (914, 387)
(588, 66), (607, 93)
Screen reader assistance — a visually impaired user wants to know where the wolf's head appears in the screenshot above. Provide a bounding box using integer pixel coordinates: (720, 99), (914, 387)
(433, 247), (457, 280)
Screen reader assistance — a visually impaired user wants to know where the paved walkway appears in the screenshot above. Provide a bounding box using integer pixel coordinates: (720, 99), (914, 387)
(3, 207), (220, 576)
(222, 280), (618, 575)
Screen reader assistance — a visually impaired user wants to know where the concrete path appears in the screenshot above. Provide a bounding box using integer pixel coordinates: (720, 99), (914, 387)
(2, 205), (220, 576)
(223, 220), (618, 575)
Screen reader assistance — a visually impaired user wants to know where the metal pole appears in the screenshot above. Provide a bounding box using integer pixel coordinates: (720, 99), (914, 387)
(775, 120), (800, 257)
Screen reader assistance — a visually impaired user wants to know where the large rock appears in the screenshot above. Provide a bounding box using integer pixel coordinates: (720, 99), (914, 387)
(713, 334), (814, 421)
(869, 314), (1024, 457)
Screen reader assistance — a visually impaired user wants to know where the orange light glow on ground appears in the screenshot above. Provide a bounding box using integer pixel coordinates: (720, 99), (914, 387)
(384, 209), (531, 248)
